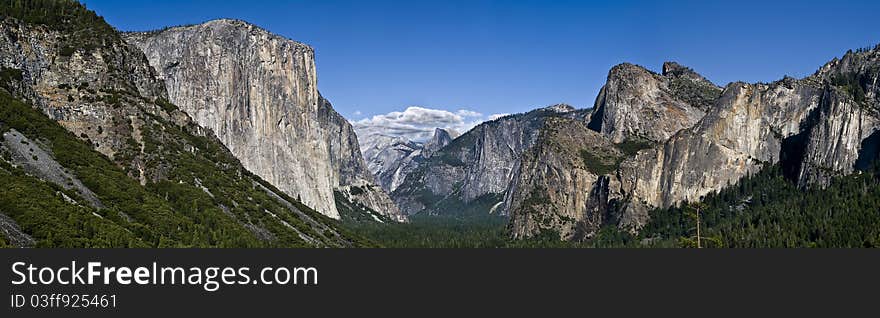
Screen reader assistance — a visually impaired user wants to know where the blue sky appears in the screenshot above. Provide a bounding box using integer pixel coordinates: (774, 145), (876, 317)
(85, 0), (880, 139)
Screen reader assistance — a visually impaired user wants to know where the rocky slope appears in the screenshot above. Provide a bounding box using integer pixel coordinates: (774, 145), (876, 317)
(2, 128), (104, 209)
(0, 1), (370, 247)
(391, 104), (588, 215)
(361, 128), (457, 193)
(507, 48), (880, 240)
(124, 19), (403, 221)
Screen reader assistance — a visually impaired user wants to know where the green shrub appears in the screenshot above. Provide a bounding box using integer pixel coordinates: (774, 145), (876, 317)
(830, 72), (867, 105)
(59, 46), (76, 57)
(616, 138), (654, 156)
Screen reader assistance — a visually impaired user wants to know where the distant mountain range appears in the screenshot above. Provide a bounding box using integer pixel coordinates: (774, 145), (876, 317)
(359, 127), (458, 193)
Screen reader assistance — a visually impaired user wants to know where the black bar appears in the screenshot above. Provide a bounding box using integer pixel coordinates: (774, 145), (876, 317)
(1, 249), (877, 317)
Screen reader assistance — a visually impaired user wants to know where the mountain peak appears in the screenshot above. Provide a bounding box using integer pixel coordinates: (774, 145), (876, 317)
(589, 61), (718, 143)
(423, 128), (458, 156)
(662, 61), (690, 76)
(812, 42), (880, 81)
(609, 62), (654, 76)
(206, 18), (250, 25)
(433, 127), (460, 139)
(132, 18), (312, 51)
(544, 104), (576, 113)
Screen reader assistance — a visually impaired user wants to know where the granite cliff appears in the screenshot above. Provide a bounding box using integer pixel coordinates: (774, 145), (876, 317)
(124, 19), (403, 221)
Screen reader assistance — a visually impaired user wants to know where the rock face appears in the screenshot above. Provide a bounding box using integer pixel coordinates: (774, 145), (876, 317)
(0, 17), (169, 177)
(586, 62), (721, 143)
(124, 19), (402, 221)
(361, 128), (458, 193)
(317, 96), (404, 220)
(618, 55), (879, 213)
(507, 48), (880, 240)
(504, 117), (621, 239)
(391, 105), (587, 215)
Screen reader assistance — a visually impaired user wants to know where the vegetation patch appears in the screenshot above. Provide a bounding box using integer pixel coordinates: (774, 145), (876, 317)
(2, 0), (119, 56)
(580, 149), (620, 176)
(348, 185), (365, 196)
(155, 98), (178, 113)
(0, 67), (23, 83)
(669, 77), (722, 109)
(830, 71), (869, 106)
(615, 138), (655, 156)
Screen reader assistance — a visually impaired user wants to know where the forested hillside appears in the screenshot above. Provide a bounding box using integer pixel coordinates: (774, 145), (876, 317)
(0, 89), (374, 247)
(640, 162), (880, 248)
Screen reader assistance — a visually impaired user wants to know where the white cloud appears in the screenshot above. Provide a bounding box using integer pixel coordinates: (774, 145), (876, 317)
(456, 109), (483, 118)
(353, 110), (362, 117)
(354, 106), (492, 142)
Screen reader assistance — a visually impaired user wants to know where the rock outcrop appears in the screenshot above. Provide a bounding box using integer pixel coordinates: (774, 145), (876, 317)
(586, 62), (721, 143)
(422, 127), (458, 157)
(124, 19), (403, 221)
